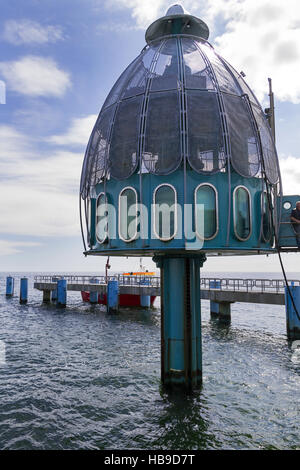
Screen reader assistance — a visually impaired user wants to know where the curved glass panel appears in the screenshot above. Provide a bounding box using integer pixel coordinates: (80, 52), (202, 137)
(102, 55), (142, 109)
(122, 45), (158, 99)
(182, 38), (214, 90)
(223, 60), (259, 105)
(252, 105), (279, 184)
(195, 184), (217, 239)
(119, 187), (138, 241)
(82, 105), (116, 196)
(151, 38), (179, 91)
(222, 94), (260, 177)
(262, 191), (272, 242)
(187, 90), (225, 173)
(143, 91), (181, 174)
(96, 193), (108, 243)
(109, 96), (142, 179)
(201, 44), (241, 95)
(233, 186), (251, 241)
(154, 185), (177, 240)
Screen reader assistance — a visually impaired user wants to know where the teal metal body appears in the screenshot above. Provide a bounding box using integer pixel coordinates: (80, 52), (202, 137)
(88, 170), (275, 256)
(278, 195), (300, 249)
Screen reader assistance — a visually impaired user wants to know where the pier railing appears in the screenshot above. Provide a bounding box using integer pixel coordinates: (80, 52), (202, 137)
(33, 275), (299, 293)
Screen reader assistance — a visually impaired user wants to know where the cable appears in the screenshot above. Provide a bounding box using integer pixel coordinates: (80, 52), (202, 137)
(263, 166), (300, 323)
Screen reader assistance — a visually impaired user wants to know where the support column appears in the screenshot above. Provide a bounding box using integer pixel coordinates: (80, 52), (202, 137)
(51, 277), (58, 302)
(285, 285), (300, 340)
(6, 276), (14, 297)
(43, 290), (51, 303)
(140, 278), (151, 308)
(20, 277), (28, 304)
(209, 280), (231, 322)
(107, 279), (119, 314)
(89, 278), (99, 304)
(209, 280), (221, 317)
(153, 254), (206, 391)
(57, 279), (67, 307)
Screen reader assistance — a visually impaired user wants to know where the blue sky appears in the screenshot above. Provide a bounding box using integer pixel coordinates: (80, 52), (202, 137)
(0, 0), (300, 273)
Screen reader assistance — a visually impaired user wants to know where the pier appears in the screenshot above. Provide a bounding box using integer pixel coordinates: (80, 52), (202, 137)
(32, 274), (300, 341)
(33, 274), (296, 306)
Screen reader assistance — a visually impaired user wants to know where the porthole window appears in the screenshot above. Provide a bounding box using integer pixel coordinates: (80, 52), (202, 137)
(195, 184), (218, 240)
(233, 186), (251, 241)
(261, 191), (272, 243)
(119, 187), (138, 242)
(283, 201), (291, 211)
(87, 197), (96, 247)
(153, 184), (177, 241)
(96, 193), (108, 243)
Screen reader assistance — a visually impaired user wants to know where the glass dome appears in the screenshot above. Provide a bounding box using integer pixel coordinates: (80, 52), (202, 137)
(80, 19), (280, 199)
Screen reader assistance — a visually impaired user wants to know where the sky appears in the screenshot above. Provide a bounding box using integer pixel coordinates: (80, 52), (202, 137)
(0, 0), (300, 274)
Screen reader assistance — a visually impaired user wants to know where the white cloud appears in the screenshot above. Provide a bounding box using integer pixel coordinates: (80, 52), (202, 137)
(279, 155), (300, 195)
(0, 56), (71, 97)
(49, 114), (97, 146)
(208, 0), (300, 104)
(3, 19), (63, 45)
(0, 240), (42, 256)
(102, 0), (300, 104)
(0, 125), (83, 237)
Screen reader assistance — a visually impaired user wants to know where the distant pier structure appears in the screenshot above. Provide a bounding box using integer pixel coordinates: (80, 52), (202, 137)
(79, 4), (300, 390)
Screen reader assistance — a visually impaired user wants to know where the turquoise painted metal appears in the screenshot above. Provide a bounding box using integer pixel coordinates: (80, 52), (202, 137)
(278, 195), (300, 249)
(19, 278), (28, 304)
(57, 279), (67, 307)
(6, 276), (14, 297)
(107, 280), (119, 313)
(154, 255), (205, 389)
(285, 284), (300, 340)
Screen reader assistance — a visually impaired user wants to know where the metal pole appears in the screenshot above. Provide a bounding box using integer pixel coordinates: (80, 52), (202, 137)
(268, 77), (276, 143)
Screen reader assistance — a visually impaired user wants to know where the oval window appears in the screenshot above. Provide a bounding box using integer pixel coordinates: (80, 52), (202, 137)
(96, 193), (108, 243)
(262, 192), (272, 242)
(233, 186), (251, 241)
(195, 184), (218, 240)
(119, 187), (138, 242)
(153, 184), (177, 240)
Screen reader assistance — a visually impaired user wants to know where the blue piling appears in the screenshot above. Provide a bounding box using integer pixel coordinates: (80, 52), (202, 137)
(153, 254), (206, 390)
(140, 278), (150, 308)
(90, 278), (99, 304)
(57, 279), (67, 307)
(19, 277), (28, 304)
(51, 277), (58, 302)
(107, 279), (119, 313)
(209, 279), (231, 321)
(285, 284), (300, 340)
(6, 276), (14, 297)
(209, 280), (221, 317)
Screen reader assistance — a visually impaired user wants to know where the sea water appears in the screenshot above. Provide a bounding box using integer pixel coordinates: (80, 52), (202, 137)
(0, 272), (299, 450)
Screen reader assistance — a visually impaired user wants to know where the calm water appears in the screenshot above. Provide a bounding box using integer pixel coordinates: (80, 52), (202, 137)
(0, 272), (299, 450)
